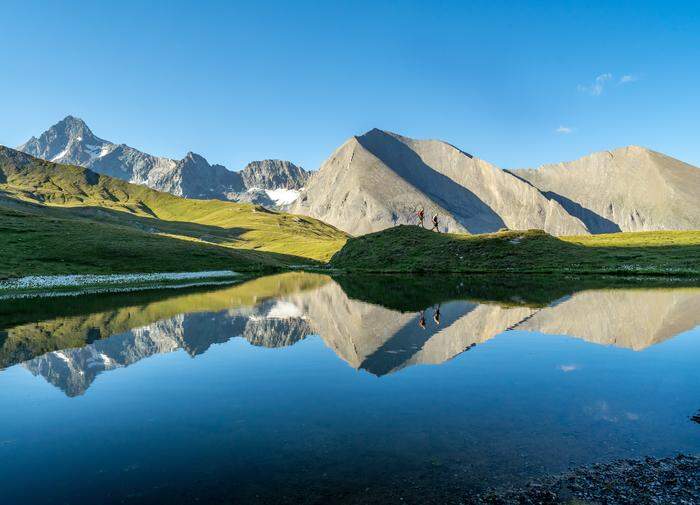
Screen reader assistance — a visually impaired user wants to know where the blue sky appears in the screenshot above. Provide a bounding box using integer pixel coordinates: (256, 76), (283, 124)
(1, 0), (699, 170)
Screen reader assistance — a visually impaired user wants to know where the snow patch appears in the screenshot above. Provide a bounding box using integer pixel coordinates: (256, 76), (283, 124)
(246, 187), (301, 206)
(51, 147), (69, 162)
(266, 301), (304, 319)
(99, 143), (116, 158)
(54, 352), (71, 365)
(264, 188), (301, 206)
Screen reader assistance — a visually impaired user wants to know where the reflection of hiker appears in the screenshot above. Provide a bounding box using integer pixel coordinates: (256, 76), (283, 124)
(430, 214), (440, 232)
(433, 305), (441, 325)
(417, 208), (425, 228)
(418, 310), (426, 329)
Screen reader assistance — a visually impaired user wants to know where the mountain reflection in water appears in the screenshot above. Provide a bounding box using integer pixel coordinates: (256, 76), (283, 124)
(2, 273), (699, 396)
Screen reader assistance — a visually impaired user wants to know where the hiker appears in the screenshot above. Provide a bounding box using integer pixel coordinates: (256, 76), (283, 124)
(433, 305), (441, 325)
(418, 310), (426, 329)
(417, 208), (425, 228)
(430, 213), (440, 232)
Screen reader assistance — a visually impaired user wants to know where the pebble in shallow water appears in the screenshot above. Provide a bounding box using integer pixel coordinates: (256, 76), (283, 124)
(466, 454), (700, 505)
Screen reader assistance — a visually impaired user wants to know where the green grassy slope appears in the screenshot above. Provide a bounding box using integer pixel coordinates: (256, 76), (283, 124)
(0, 146), (347, 276)
(330, 226), (700, 275)
(0, 199), (290, 277)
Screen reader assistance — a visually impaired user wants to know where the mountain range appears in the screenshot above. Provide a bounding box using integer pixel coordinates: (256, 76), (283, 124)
(291, 129), (587, 235)
(18, 117), (700, 236)
(292, 129), (700, 235)
(18, 116), (310, 207)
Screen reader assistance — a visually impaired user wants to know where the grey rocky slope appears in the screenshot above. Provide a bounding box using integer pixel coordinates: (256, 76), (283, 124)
(291, 129), (588, 235)
(512, 146), (700, 232)
(18, 116), (309, 205)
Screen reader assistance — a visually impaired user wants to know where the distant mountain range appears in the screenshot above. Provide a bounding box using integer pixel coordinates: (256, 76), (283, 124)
(18, 118), (700, 235)
(18, 116), (310, 207)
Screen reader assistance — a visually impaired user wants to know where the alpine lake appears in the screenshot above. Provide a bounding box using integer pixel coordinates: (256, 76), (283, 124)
(0, 272), (698, 504)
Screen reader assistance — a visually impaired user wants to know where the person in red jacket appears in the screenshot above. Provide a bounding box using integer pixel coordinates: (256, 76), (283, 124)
(417, 208), (425, 228)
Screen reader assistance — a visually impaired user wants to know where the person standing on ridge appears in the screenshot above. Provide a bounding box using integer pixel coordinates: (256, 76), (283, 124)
(417, 208), (425, 228)
(431, 213), (440, 232)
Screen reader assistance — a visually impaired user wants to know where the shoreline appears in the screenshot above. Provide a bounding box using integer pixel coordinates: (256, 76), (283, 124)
(0, 270), (242, 299)
(467, 454), (699, 504)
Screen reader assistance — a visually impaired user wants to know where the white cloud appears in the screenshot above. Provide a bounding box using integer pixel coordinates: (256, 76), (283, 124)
(619, 74), (638, 84)
(556, 126), (573, 134)
(577, 73), (612, 96)
(558, 364), (578, 372)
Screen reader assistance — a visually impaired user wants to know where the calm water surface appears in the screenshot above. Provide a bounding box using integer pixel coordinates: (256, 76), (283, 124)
(0, 273), (698, 504)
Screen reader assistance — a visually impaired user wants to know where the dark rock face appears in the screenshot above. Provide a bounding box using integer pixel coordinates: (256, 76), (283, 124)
(240, 160), (310, 190)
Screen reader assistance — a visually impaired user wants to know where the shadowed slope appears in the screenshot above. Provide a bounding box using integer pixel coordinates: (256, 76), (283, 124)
(513, 146), (700, 232)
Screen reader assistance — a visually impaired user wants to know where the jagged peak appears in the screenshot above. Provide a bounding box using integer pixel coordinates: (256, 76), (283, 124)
(53, 115), (91, 132)
(243, 159), (304, 172)
(60, 114), (84, 123)
(181, 151), (209, 164)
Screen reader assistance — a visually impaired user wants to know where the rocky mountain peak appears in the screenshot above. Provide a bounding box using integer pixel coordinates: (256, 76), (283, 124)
(49, 115), (100, 144)
(181, 152), (209, 165)
(17, 115), (106, 164)
(240, 159), (309, 190)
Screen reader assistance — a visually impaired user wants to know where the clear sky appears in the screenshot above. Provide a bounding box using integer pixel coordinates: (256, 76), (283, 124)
(1, 0), (699, 171)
